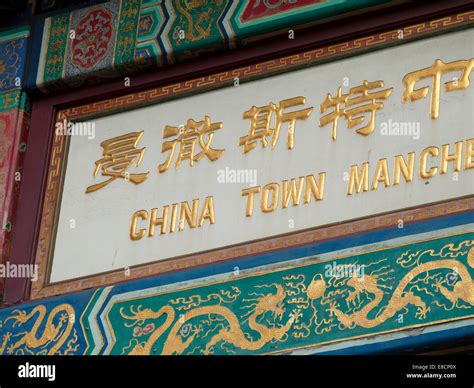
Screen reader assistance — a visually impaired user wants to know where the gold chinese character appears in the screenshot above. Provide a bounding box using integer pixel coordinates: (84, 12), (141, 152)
(402, 58), (474, 119)
(239, 96), (313, 153)
(86, 131), (149, 193)
(320, 80), (393, 140)
(158, 115), (224, 173)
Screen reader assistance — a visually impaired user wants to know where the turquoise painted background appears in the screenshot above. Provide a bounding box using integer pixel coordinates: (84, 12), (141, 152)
(0, 219), (472, 355)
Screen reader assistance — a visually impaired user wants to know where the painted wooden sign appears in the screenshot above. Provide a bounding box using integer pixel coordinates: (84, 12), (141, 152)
(44, 29), (474, 285)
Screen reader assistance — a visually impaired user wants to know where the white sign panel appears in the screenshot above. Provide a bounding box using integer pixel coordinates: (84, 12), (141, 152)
(50, 29), (474, 282)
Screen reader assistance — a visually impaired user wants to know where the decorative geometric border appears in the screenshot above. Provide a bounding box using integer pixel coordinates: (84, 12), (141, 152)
(30, 11), (474, 299)
(135, 2), (166, 67)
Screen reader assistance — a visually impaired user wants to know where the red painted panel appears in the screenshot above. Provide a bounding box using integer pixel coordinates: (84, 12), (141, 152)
(0, 109), (30, 297)
(241, 0), (325, 21)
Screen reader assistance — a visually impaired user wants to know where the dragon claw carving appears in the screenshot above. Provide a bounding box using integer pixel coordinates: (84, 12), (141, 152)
(415, 306), (430, 320)
(433, 278), (445, 292)
(346, 290), (360, 307)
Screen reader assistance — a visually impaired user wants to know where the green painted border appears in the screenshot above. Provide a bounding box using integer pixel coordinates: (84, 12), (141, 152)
(0, 90), (28, 113)
(103, 231), (474, 355)
(43, 13), (70, 84)
(0, 25), (30, 42)
(114, 0), (142, 73)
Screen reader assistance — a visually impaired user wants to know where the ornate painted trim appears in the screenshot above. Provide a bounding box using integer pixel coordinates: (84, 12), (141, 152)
(2, 225), (473, 354)
(30, 12), (474, 299)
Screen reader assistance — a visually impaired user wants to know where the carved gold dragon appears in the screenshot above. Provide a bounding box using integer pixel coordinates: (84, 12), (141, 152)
(0, 304), (75, 355)
(307, 247), (474, 329)
(120, 284), (295, 355)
